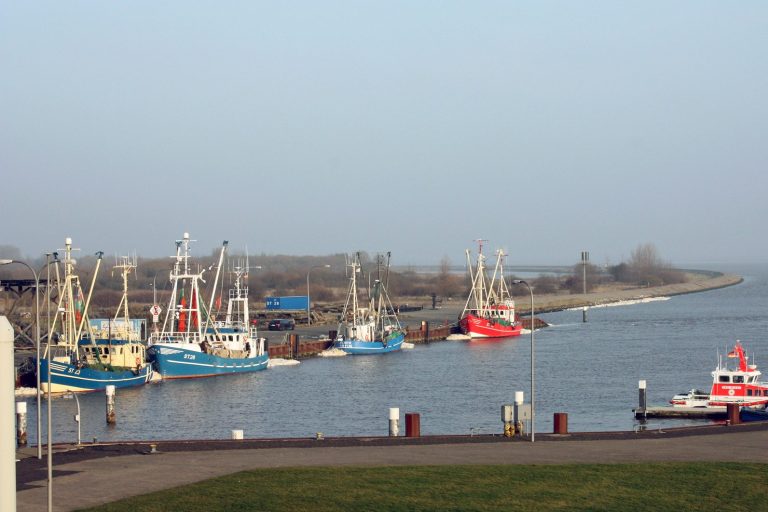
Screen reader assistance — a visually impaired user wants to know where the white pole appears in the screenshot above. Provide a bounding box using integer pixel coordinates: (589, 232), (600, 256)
(16, 401), (28, 446)
(388, 407), (400, 437)
(106, 385), (116, 425)
(1, 316), (17, 512)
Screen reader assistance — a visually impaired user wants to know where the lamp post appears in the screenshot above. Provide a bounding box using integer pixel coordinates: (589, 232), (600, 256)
(306, 265), (331, 326)
(0, 258), (43, 458)
(512, 279), (535, 442)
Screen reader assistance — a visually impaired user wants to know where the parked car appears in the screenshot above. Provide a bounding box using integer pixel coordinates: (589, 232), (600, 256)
(268, 318), (295, 331)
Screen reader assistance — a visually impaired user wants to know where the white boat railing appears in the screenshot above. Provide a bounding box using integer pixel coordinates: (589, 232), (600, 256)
(148, 332), (202, 345)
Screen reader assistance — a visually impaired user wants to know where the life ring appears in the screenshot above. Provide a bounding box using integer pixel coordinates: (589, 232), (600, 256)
(728, 389), (735, 396)
(135, 357), (142, 368)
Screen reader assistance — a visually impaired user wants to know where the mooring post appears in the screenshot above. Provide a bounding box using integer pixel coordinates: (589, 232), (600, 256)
(581, 251), (589, 322)
(405, 412), (421, 437)
(106, 385), (116, 425)
(501, 404), (513, 437)
(554, 413), (568, 434)
(514, 391), (525, 436)
(389, 407), (400, 437)
(638, 380), (647, 419)
(16, 401), (28, 446)
(421, 321), (429, 343)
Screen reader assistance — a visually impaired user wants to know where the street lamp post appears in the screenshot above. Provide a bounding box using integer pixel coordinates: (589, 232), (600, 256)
(306, 265), (331, 326)
(0, 258), (42, 458)
(512, 279), (535, 442)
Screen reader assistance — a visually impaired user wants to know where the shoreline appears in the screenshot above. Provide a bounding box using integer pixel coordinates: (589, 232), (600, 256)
(516, 271), (744, 315)
(392, 270), (744, 327)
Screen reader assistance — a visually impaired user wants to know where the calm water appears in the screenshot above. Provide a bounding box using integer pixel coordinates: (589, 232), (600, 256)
(22, 264), (768, 443)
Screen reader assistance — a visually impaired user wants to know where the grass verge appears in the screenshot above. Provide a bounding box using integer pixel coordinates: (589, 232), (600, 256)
(78, 462), (768, 512)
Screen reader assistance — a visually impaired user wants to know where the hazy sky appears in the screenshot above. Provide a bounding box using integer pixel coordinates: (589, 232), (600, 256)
(2, 2), (766, 266)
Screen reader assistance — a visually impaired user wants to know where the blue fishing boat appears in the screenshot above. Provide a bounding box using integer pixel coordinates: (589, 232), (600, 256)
(333, 252), (405, 355)
(148, 234), (268, 379)
(41, 242), (152, 393)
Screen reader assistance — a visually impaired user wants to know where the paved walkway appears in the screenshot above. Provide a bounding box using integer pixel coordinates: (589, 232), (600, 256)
(16, 424), (768, 512)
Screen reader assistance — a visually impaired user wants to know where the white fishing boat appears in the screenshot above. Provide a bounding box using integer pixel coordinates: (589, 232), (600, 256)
(333, 252), (405, 355)
(148, 233), (268, 378)
(40, 239), (152, 393)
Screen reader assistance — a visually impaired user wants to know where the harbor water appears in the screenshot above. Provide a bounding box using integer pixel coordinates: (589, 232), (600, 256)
(19, 264), (768, 443)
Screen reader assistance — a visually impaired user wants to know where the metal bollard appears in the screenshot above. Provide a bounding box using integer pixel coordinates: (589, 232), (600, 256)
(638, 380), (647, 418)
(554, 413), (568, 434)
(16, 401), (28, 446)
(106, 385), (116, 425)
(389, 407), (400, 437)
(405, 413), (421, 437)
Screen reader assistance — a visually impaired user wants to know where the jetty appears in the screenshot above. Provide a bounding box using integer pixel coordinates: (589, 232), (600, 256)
(633, 406), (726, 420)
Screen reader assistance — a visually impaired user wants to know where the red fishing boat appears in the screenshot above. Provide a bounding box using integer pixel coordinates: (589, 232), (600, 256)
(459, 241), (522, 339)
(670, 342), (768, 408)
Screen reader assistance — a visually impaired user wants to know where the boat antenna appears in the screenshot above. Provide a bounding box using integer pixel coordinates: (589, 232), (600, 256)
(384, 251), (391, 289)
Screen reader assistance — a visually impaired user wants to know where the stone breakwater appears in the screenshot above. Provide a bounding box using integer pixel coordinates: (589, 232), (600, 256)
(513, 272), (743, 315)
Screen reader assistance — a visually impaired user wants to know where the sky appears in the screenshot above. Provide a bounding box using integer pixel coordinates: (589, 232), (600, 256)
(2, 1), (766, 267)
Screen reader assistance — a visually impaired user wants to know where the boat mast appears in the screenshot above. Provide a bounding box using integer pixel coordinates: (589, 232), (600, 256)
(159, 238), (183, 335)
(74, 250), (102, 345)
(112, 254), (137, 333)
(202, 241), (228, 335)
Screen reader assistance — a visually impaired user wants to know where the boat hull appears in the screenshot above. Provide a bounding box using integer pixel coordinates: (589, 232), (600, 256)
(741, 407), (768, 422)
(333, 333), (405, 355)
(460, 314), (523, 338)
(38, 358), (152, 393)
(149, 345), (268, 379)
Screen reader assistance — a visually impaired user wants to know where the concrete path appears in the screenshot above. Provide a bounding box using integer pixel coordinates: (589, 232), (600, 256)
(16, 427), (768, 512)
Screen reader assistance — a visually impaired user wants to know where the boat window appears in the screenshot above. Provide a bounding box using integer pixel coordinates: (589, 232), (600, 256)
(733, 376), (744, 383)
(229, 335), (234, 342)
(719, 375), (730, 383)
(747, 389), (753, 396)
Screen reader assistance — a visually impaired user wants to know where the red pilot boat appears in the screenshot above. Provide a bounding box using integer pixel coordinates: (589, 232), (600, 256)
(459, 241), (523, 339)
(670, 342), (768, 409)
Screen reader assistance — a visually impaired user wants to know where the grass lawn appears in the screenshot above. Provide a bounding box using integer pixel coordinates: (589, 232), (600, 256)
(78, 462), (768, 512)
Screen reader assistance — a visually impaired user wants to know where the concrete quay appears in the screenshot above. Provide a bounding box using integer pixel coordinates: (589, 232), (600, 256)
(15, 421), (768, 511)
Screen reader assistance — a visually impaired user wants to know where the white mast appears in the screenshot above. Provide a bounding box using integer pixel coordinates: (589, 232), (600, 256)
(112, 254), (137, 336)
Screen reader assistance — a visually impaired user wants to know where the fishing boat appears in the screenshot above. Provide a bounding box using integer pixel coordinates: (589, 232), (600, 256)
(40, 240), (152, 393)
(670, 341), (768, 409)
(147, 233), (268, 378)
(459, 241), (522, 339)
(333, 252), (405, 355)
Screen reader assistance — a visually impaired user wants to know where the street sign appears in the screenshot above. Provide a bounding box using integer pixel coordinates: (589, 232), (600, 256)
(265, 296), (309, 311)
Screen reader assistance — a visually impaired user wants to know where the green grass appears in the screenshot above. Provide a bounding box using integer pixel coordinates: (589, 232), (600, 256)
(79, 463), (768, 512)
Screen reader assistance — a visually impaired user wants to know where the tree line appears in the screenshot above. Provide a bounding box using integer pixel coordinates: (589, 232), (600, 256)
(0, 243), (685, 312)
